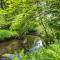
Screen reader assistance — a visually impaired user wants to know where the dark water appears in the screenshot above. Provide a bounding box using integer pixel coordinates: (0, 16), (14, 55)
(0, 39), (21, 54)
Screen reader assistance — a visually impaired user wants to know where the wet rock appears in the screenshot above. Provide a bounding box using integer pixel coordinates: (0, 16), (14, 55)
(30, 40), (43, 52)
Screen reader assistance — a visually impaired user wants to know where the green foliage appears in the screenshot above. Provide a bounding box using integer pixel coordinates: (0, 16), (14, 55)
(21, 44), (60, 60)
(10, 13), (38, 36)
(11, 56), (19, 60)
(0, 0), (60, 45)
(0, 30), (18, 40)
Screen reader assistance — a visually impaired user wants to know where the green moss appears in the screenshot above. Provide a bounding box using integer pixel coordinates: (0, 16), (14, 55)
(0, 30), (18, 40)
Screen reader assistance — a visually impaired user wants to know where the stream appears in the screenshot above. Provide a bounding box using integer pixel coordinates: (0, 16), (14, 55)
(0, 35), (44, 59)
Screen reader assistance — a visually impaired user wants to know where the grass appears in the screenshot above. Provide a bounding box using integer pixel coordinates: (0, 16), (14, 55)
(0, 29), (18, 40)
(21, 44), (60, 60)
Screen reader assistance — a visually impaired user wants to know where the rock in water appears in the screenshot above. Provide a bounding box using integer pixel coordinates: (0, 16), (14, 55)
(30, 40), (43, 52)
